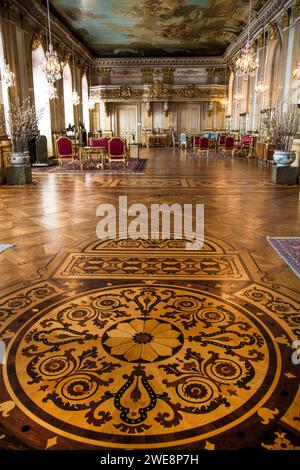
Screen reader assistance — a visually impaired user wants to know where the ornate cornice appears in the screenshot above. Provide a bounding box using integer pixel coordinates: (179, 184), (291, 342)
(93, 57), (225, 68)
(13, 0), (92, 63)
(224, 0), (288, 63)
(91, 84), (228, 103)
(2, 0), (290, 71)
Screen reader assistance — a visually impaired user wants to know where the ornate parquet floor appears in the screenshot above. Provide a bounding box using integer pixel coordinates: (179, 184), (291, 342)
(0, 149), (299, 450)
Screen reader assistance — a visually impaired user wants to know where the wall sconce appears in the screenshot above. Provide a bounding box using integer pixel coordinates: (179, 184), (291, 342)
(104, 102), (110, 117)
(146, 101), (151, 117)
(208, 102), (214, 117)
(163, 101), (169, 117)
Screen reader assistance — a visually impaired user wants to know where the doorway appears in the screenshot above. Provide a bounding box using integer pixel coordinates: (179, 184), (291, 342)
(115, 104), (137, 143)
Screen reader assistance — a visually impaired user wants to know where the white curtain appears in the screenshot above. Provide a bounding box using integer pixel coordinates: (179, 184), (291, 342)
(32, 45), (53, 155)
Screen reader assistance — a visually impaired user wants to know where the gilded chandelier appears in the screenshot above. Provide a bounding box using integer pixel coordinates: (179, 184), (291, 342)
(42, 0), (61, 97)
(72, 90), (80, 106)
(43, 0), (61, 84)
(236, 0), (259, 80)
(48, 81), (58, 100)
(43, 44), (61, 84)
(255, 79), (268, 95)
(255, 29), (268, 95)
(220, 98), (229, 109)
(88, 97), (95, 110)
(234, 93), (244, 103)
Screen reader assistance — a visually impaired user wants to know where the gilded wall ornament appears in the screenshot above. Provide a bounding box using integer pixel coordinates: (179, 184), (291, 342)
(32, 30), (44, 51)
(293, 0), (300, 19)
(147, 80), (169, 99)
(281, 10), (290, 28)
(268, 22), (280, 41)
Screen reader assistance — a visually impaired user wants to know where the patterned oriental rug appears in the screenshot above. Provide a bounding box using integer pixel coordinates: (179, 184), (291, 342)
(32, 159), (148, 175)
(267, 237), (300, 279)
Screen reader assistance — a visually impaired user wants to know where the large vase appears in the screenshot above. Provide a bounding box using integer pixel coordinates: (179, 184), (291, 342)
(7, 151), (30, 167)
(273, 150), (296, 167)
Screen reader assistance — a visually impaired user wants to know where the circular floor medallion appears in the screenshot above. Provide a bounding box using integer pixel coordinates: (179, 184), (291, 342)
(3, 284), (286, 448)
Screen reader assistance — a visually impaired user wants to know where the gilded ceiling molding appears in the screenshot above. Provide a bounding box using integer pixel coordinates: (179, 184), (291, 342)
(0, 0), (19, 22)
(293, 0), (300, 18)
(92, 84), (227, 103)
(31, 29), (45, 51)
(257, 32), (265, 49)
(14, 0), (92, 63)
(225, 0), (287, 63)
(101, 86), (144, 100)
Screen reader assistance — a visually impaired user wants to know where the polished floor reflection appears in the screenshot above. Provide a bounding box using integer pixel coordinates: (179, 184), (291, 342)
(0, 149), (299, 450)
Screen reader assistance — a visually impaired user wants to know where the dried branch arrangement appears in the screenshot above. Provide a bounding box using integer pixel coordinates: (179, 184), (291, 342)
(8, 97), (43, 152)
(261, 103), (299, 152)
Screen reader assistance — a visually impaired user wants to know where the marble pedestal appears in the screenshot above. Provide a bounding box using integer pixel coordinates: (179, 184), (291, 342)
(271, 165), (298, 185)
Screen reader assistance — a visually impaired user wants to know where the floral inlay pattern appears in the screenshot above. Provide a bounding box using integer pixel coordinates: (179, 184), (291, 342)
(2, 284), (290, 448)
(102, 318), (183, 362)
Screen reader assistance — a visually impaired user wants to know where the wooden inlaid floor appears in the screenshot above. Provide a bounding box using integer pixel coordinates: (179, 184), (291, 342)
(0, 149), (299, 450)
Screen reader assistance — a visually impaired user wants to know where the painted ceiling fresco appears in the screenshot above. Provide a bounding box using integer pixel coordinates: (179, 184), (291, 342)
(50, 0), (265, 57)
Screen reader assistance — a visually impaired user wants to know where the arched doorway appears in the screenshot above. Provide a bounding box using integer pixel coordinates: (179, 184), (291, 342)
(32, 45), (53, 155)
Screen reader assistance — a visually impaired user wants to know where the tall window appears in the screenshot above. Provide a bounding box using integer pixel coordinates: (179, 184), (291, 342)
(82, 73), (90, 132)
(32, 45), (53, 155)
(63, 63), (74, 128)
(0, 27), (10, 135)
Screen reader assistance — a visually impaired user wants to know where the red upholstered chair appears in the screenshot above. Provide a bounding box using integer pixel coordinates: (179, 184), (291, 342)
(217, 134), (226, 152)
(193, 136), (201, 150)
(197, 137), (210, 157)
(89, 137), (110, 152)
(232, 134), (253, 157)
(56, 137), (75, 166)
(108, 137), (128, 163)
(221, 136), (235, 157)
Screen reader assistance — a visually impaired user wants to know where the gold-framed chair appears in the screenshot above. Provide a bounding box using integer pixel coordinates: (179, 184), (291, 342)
(108, 137), (128, 164)
(56, 136), (76, 166)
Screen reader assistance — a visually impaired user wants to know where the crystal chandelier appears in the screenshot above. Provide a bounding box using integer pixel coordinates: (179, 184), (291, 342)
(1, 62), (15, 87)
(48, 81), (58, 100)
(236, 0), (259, 80)
(220, 98), (229, 109)
(255, 79), (268, 95)
(43, 45), (61, 84)
(42, 0), (61, 84)
(293, 63), (300, 81)
(72, 90), (80, 106)
(220, 67), (229, 109)
(255, 29), (268, 95)
(88, 97), (95, 110)
(234, 93), (244, 103)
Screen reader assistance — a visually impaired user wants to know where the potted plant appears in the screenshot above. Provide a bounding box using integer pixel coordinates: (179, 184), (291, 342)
(261, 104), (299, 166)
(7, 97), (43, 166)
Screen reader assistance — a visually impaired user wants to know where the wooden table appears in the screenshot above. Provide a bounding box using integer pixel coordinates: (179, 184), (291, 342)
(79, 146), (106, 170)
(146, 134), (168, 147)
